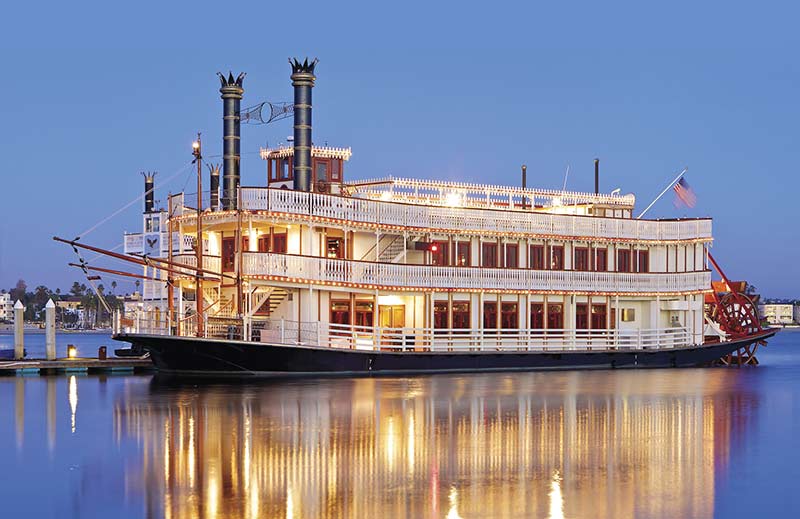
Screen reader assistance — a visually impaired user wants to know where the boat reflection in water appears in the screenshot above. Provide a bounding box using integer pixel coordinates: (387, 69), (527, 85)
(114, 370), (757, 519)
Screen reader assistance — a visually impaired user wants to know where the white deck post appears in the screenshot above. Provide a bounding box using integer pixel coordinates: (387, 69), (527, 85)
(45, 299), (56, 360)
(14, 300), (24, 359)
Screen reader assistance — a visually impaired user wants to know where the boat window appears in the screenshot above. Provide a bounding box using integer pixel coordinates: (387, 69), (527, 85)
(355, 302), (374, 327)
(550, 246), (564, 270)
(617, 249), (632, 273)
(547, 303), (563, 329)
(530, 303), (544, 330)
(501, 303), (518, 329)
(315, 160), (328, 182)
(530, 245), (545, 270)
(595, 248), (608, 272)
(574, 247), (590, 271)
(272, 233), (287, 253)
(327, 238), (344, 259)
(592, 304), (607, 329)
(434, 302), (449, 329)
(621, 308), (636, 322)
(452, 301), (470, 329)
(257, 234), (269, 252)
(505, 244), (518, 268)
(330, 300), (351, 326)
(576, 303), (589, 329)
(431, 241), (449, 266)
(455, 242), (470, 267)
(222, 237), (235, 272)
(483, 301), (498, 329)
(637, 250), (649, 273)
(280, 159), (290, 180)
(331, 159), (341, 182)
(482, 243), (498, 268)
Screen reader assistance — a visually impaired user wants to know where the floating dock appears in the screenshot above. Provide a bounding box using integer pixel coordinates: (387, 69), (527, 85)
(0, 357), (154, 376)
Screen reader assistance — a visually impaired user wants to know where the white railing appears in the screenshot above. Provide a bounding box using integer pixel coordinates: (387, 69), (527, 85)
(239, 187), (712, 242)
(172, 254), (221, 276)
(113, 310), (695, 352)
(142, 279), (167, 300)
(242, 252), (710, 293)
(261, 319), (694, 352)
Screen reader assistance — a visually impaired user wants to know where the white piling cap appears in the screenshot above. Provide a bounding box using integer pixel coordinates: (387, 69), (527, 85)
(46, 299), (55, 308)
(14, 300), (23, 309)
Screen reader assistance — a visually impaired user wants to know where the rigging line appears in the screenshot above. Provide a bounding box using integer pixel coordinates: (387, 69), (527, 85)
(76, 161), (193, 239)
(86, 242), (123, 264)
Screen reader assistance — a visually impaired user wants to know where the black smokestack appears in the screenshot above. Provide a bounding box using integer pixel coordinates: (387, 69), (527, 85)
(594, 158), (599, 195)
(218, 72), (245, 210)
(142, 171), (156, 213)
(289, 58), (318, 192)
(208, 164), (220, 211)
(521, 164), (527, 208)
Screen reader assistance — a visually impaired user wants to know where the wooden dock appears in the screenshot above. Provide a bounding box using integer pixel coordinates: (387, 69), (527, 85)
(0, 357), (154, 376)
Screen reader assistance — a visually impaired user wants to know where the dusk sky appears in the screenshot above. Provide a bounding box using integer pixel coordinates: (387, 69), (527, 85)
(1, 1), (798, 297)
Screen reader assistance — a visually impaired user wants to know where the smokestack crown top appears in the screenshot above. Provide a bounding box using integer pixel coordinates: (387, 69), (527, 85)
(218, 71), (245, 96)
(289, 57), (318, 84)
(141, 171), (157, 181)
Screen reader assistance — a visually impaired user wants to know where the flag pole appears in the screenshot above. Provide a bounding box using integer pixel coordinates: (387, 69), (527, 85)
(636, 167), (688, 219)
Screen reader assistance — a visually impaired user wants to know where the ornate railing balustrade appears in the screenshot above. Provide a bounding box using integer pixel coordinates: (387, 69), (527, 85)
(242, 252), (711, 294)
(239, 187), (712, 242)
(113, 310), (698, 352)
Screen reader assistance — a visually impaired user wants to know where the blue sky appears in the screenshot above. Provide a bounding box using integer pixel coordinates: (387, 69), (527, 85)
(1, 1), (798, 297)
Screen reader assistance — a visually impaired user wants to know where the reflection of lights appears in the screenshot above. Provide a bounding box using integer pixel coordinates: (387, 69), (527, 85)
(548, 470), (564, 519)
(207, 463), (219, 518)
(286, 485), (295, 519)
(446, 486), (463, 519)
(386, 416), (396, 470)
(188, 416), (195, 486)
(68, 375), (78, 434)
(67, 345), (77, 359)
(407, 413), (415, 476)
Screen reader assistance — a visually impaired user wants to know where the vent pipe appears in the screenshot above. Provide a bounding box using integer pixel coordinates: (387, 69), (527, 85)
(208, 164), (220, 211)
(142, 172), (156, 213)
(290, 58), (318, 192)
(218, 72), (245, 210)
(521, 164), (528, 208)
(594, 158), (599, 195)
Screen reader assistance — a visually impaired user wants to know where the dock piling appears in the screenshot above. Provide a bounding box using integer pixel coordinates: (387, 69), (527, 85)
(45, 299), (56, 361)
(14, 300), (24, 359)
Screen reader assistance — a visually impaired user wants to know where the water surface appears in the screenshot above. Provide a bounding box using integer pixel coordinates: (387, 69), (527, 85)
(1, 331), (798, 518)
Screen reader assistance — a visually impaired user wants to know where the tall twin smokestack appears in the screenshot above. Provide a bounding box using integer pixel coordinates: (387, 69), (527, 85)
(290, 58), (318, 192)
(142, 172), (156, 213)
(208, 164), (220, 211)
(218, 72), (245, 210)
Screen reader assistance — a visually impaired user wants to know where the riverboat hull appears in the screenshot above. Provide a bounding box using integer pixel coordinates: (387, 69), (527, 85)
(114, 329), (776, 377)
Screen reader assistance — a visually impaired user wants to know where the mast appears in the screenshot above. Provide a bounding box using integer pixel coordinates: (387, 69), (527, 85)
(192, 134), (204, 338)
(167, 193), (174, 333)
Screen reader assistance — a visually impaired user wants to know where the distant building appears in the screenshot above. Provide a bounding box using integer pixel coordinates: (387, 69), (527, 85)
(759, 303), (795, 325)
(0, 292), (13, 321)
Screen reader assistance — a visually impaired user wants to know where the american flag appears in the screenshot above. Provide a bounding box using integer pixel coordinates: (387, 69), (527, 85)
(673, 177), (697, 208)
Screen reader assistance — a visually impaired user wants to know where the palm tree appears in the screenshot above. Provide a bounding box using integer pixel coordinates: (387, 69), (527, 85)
(111, 281), (117, 295)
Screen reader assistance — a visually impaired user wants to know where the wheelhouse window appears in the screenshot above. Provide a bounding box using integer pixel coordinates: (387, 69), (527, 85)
(501, 303), (518, 329)
(330, 159), (341, 182)
(452, 301), (470, 329)
(530, 245), (545, 270)
(455, 242), (470, 266)
(595, 248), (608, 272)
(434, 302), (449, 329)
(280, 158), (290, 180)
(483, 301), (498, 329)
(315, 160), (329, 182)
(550, 245), (564, 270)
(482, 243), (498, 268)
(576, 303), (589, 329)
(637, 250), (649, 273)
(505, 244), (518, 268)
(330, 300), (351, 326)
(431, 241), (449, 266)
(574, 247), (589, 271)
(591, 304), (607, 329)
(547, 303), (563, 329)
(617, 249), (631, 273)
(530, 303), (544, 329)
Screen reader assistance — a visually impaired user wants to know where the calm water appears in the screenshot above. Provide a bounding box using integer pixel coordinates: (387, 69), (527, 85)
(0, 332), (798, 518)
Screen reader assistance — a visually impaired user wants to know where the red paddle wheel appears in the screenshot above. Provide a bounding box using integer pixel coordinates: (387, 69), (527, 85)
(705, 251), (766, 366)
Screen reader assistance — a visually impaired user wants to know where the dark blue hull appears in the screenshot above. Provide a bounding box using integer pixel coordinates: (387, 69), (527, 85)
(114, 329), (776, 377)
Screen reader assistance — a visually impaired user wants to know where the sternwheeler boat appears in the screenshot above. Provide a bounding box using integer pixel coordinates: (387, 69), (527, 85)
(58, 58), (775, 376)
